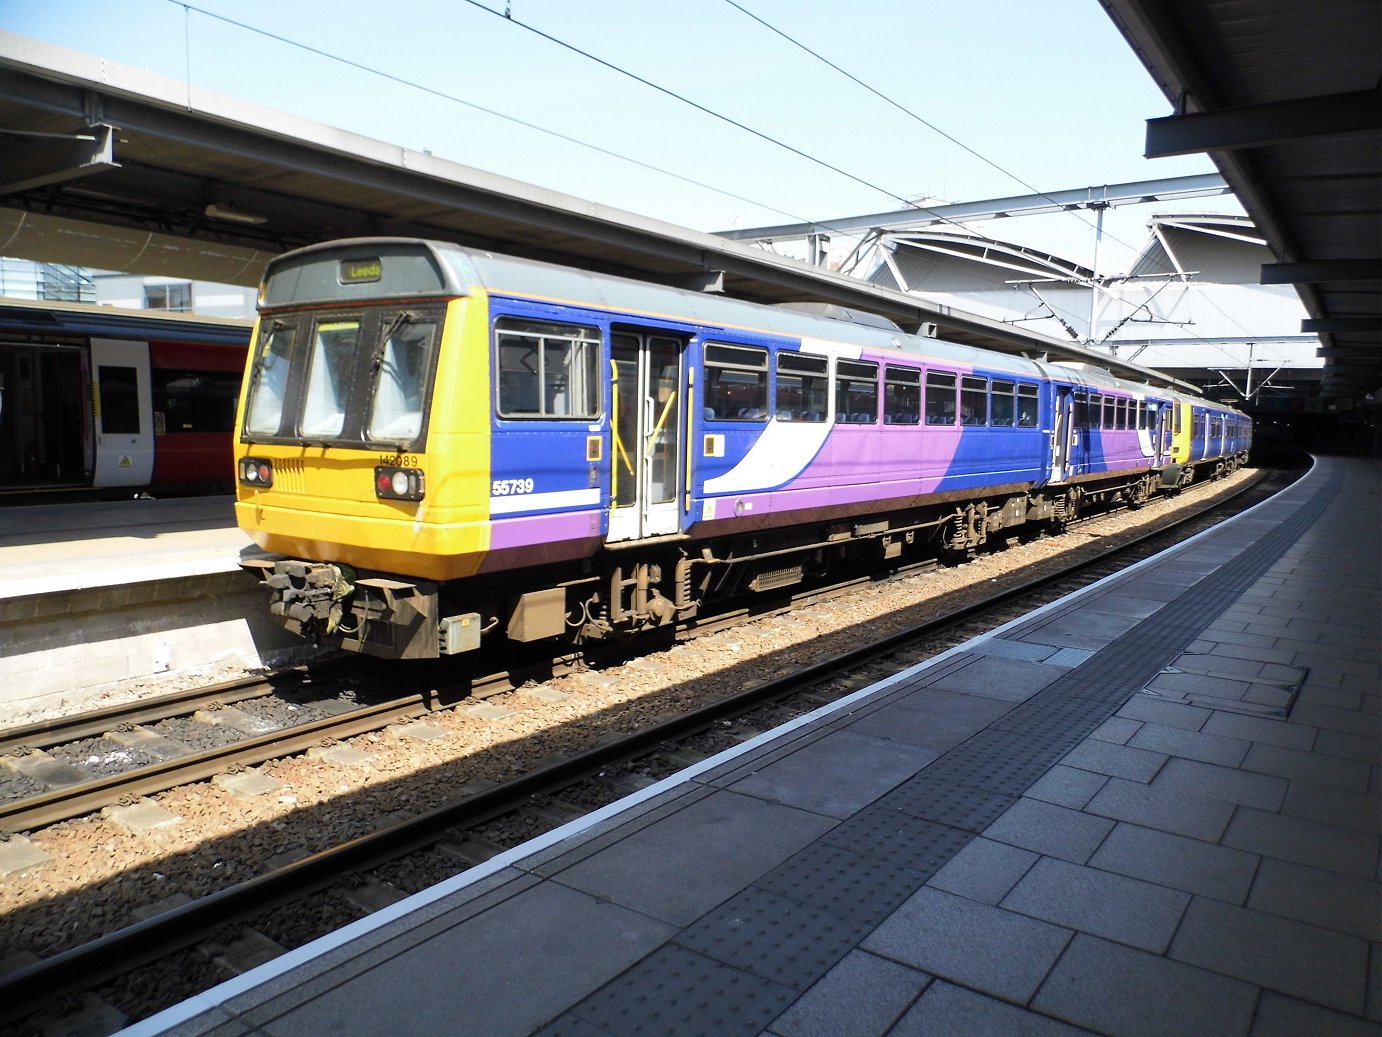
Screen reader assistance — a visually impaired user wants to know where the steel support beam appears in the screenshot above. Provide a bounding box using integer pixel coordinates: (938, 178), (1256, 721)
(0, 124), (117, 194)
(1261, 259), (1382, 285)
(1302, 317), (1382, 334)
(1146, 89), (1382, 158)
(718, 173), (1230, 240)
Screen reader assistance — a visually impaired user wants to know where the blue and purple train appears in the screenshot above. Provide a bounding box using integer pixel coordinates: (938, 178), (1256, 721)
(233, 238), (1250, 659)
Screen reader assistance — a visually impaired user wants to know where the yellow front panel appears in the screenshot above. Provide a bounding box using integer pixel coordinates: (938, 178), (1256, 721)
(1169, 401), (1192, 464)
(235, 293), (495, 581)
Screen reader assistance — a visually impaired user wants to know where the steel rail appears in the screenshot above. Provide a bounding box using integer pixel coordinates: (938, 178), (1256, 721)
(0, 687), (462, 833)
(0, 675), (278, 756)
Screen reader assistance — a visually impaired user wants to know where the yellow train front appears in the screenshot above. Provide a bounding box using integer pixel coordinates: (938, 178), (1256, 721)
(1164, 391), (1253, 489)
(235, 238), (561, 658)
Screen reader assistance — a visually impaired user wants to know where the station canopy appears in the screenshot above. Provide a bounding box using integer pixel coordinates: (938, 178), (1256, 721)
(0, 31), (1186, 390)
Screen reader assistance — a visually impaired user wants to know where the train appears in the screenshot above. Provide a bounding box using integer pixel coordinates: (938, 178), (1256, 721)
(232, 238), (1251, 660)
(0, 300), (251, 497)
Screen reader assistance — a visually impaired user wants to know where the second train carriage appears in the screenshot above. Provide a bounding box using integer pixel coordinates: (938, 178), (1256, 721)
(234, 238), (1250, 659)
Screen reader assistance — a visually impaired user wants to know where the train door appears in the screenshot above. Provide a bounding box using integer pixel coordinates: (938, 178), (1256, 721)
(608, 330), (684, 542)
(91, 339), (154, 487)
(0, 342), (89, 489)
(1052, 387), (1085, 482)
(1051, 387), (1073, 482)
(1153, 403), (1169, 467)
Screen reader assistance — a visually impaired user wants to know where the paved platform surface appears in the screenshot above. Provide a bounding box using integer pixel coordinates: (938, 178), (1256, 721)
(0, 496), (254, 599)
(122, 457), (1380, 1037)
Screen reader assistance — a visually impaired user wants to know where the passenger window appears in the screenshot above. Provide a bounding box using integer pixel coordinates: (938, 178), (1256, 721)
(925, 370), (957, 425)
(301, 320), (360, 437)
(704, 343), (767, 421)
(990, 380), (1015, 427)
(1018, 384), (1038, 426)
(1115, 398), (1128, 430)
(156, 369), (240, 433)
(1088, 394), (1102, 430)
(367, 317), (437, 442)
(836, 359), (878, 423)
(960, 376), (987, 425)
(883, 365), (920, 424)
(776, 352), (828, 422)
(244, 323), (296, 436)
(495, 318), (600, 419)
(98, 365), (140, 434)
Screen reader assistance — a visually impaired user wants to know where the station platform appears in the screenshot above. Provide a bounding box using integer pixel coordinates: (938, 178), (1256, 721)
(123, 456), (1379, 1037)
(0, 495), (250, 600)
(0, 496), (303, 716)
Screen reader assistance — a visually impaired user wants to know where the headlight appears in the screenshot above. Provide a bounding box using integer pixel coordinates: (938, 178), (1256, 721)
(239, 457), (273, 487)
(375, 466), (424, 501)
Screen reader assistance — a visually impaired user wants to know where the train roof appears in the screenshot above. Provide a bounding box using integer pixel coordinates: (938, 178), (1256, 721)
(263, 238), (1245, 410)
(0, 297), (252, 345)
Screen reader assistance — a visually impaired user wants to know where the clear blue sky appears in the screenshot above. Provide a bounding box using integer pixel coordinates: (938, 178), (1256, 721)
(3, 0), (1243, 273)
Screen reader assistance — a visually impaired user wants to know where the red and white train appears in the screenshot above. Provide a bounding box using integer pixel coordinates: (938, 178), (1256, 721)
(1, 300), (248, 500)
(0, 299), (250, 497)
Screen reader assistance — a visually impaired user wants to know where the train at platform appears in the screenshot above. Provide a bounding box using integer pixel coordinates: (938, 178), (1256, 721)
(0, 300), (250, 497)
(232, 238), (1251, 660)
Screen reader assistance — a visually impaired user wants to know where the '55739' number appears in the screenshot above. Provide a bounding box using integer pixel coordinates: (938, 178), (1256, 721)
(491, 478), (535, 496)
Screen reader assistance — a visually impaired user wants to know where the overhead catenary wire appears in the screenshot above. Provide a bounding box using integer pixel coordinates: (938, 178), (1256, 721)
(173, 0), (1170, 282)
(458, 0), (944, 218)
(167, 0), (826, 231)
(721, 0), (1151, 261)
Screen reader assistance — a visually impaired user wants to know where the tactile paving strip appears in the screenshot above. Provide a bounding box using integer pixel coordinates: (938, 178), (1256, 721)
(876, 773), (1018, 831)
(543, 472), (1341, 1037)
(675, 886), (872, 991)
(752, 839), (928, 924)
(563, 943), (796, 1037)
(819, 810), (974, 877)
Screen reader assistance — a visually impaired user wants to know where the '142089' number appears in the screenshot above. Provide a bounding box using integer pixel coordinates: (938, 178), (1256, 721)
(492, 478), (534, 496)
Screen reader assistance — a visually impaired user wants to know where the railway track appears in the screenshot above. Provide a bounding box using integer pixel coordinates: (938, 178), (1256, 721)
(0, 464), (1295, 1033)
(0, 466), (1266, 837)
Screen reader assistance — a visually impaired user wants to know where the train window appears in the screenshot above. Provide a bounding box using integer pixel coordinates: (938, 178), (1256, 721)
(990, 380), (1015, 426)
(1103, 396), (1116, 430)
(1115, 398), (1128, 430)
(97, 366), (140, 434)
(883, 365), (920, 424)
(1136, 401), (1147, 429)
(836, 359), (878, 424)
(925, 370), (957, 425)
(703, 343), (767, 421)
(495, 318), (601, 419)
(155, 370), (240, 433)
(1018, 384), (1038, 426)
(245, 323), (296, 436)
(301, 321), (361, 437)
(367, 317), (438, 442)
(960, 376), (987, 425)
(1087, 394), (1102, 429)
(776, 352), (828, 422)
